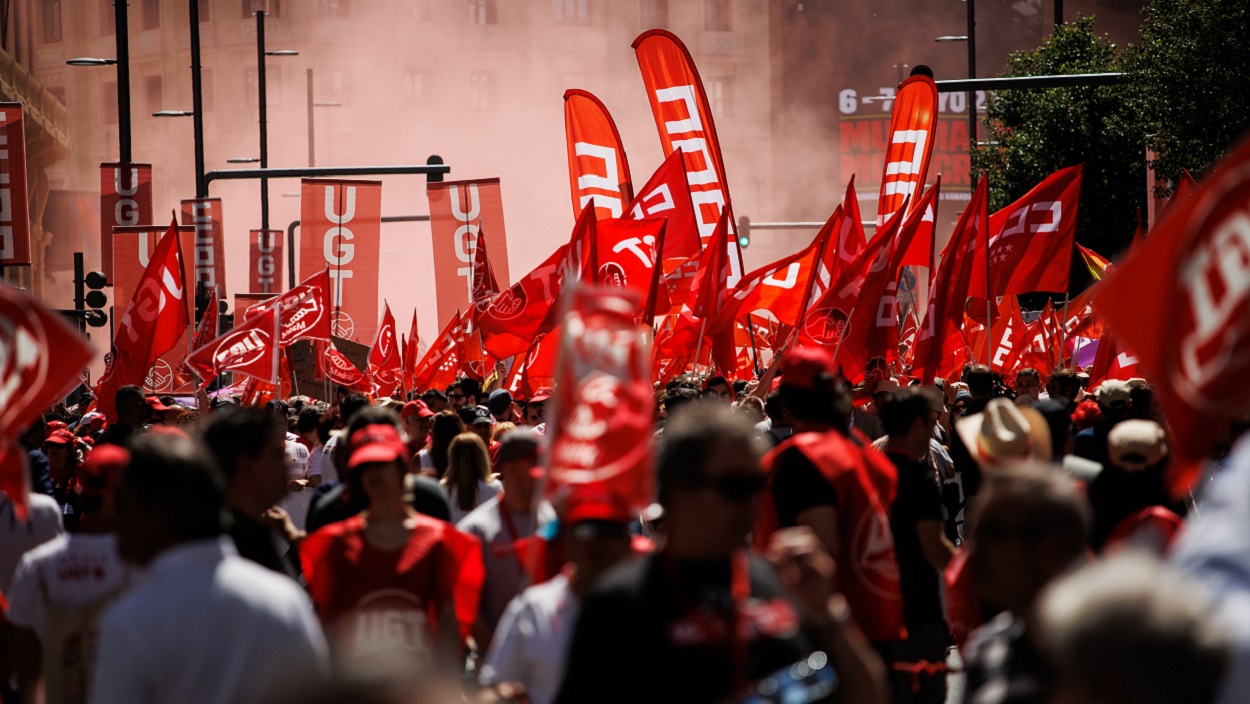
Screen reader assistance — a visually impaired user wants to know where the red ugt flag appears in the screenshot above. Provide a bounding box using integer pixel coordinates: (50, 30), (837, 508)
(368, 303), (402, 395)
(95, 217), (190, 419)
(1094, 134), (1250, 494)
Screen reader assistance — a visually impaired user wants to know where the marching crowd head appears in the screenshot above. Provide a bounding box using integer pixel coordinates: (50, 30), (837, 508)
(2, 349), (1248, 704)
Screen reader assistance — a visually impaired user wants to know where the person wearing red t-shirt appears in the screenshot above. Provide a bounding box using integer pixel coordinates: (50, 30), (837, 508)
(300, 424), (483, 679)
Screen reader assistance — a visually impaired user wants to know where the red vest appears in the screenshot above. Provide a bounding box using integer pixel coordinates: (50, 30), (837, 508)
(755, 430), (905, 643)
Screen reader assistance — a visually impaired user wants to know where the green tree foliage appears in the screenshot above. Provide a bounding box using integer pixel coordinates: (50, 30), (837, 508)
(972, 16), (1145, 274)
(1123, 0), (1250, 197)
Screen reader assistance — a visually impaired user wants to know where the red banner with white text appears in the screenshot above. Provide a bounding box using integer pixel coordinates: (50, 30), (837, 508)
(427, 178), (511, 329)
(249, 229), (284, 294)
(634, 30), (742, 286)
(99, 163), (152, 282)
(180, 198), (227, 298)
(0, 105), (30, 266)
(564, 89), (634, 221)
(875, 75), (939, 227)
(299, 179), (381, 344)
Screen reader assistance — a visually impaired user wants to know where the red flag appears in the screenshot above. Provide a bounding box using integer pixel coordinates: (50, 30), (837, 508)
(180, 198), (227, 298)
(690, 212), (732, 321)
(185, 305), (279, 385)
(595, 218), (667, 307)
(710, 221), (833, 335)
(900, 182), (940, 269)
(564, 89), (634, 221)
(249, 229), (284, 294)
(984, 296), (1025, 374)
(634, 30), (743, 286)
(249, 269), (334, 345)
(626, 148), (702, 269)
(0, 282), (93, 516)
(95, 218), (191, 419)
(1090, 136), (1250, 494)
(318, 341), (373, 394)
(299, 179), (382, 343)
(403, 309), (422, 394)
(825, 193), (928, 382)
(368, 303), (402, 395)
(99, 163), (153, 282)
(913, 179), (988, 384)
(479, 209), (592, 360)
(427, 178), (511, 328)
(412, 311), (467, 393)
(1086, 331), (1140, 386)
(470, 230), (502, 316)
(546, 285), (653, 510)
(1003, 300), (1058, 380)
(0, 104), (30, 266)
(834, 176), (869, 281)
(875, 74), (939, 228)
(971, 165), (1084, 298)
(183, 284), (220, 372)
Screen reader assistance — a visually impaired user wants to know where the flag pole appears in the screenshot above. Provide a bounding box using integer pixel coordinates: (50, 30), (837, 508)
(1059, 291), (1071, 369)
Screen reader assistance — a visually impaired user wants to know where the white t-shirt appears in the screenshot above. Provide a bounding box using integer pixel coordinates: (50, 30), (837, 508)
(444, 477), (504, 525)
(417, 448), (434, 471)
(480, 572), (580, 704)
(8, 533), (129, 704)
(90, 537), (329, 704)
(0, 492), (63, 594)
(319, 433), (340, 485)
(280, 439), (313, 532)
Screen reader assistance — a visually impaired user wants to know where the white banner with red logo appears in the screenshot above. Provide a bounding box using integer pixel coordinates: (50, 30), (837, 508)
(180, 198), (227, 298)
(0, 104), (30, 266)
(564, 89), (634, 221)
(299, 179), (382, 344)
(427, 178), (511, 329)
(99, 163), (153, 282)
(249, 229), (284, 294)
(546, 285), (654, 509)
(111, 224), (197, 394)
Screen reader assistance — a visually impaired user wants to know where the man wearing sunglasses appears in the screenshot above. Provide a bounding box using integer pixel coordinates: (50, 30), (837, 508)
(555, 404), (888, 704)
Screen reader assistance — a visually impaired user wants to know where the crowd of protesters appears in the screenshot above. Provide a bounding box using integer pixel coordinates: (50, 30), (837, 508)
(1, 350), (1248, 704)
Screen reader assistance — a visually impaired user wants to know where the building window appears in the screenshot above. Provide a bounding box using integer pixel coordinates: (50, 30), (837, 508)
(707, 76), (734, 117)
(318, 0), (349, 18)
(401, 0), (432, 21)
(640, 0), (667, 28)
(470, 72), (494, 109)
(40, 0), (63, 43)
(704, 0), (731, 31)
(402, 69), (428, 98)
(554, 0), (591, 25)
(468, 0), (496, 25)
(98, 0), (115, 37)
(103, 80), (118, 125)
(141, 0), (160, 30)
(144, 75), (163, 113)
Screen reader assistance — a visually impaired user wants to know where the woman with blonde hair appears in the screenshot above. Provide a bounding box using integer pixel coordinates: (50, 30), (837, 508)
(442, 432), (502, 524)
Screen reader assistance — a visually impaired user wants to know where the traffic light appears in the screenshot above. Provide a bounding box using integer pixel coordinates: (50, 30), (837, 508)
(737, 215), (750, 248)
(83, 270), (108, 328)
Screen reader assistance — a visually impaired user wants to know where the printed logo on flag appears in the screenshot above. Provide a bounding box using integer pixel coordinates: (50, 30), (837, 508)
(803, 306), (850, 346)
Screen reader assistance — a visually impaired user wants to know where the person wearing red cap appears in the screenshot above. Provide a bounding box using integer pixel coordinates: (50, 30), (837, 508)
(42, 428), (83, 531)
(8, 444), (132, 704)
(523, 388), (553, 428)
(401, 400), (436, 455)
(753, 346), (906, 650)
(480, 489), (637, 704)
(299, 422), (480, 677)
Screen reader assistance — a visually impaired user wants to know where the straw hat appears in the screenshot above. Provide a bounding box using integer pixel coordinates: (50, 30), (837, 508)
(956, 398), (1052, 467)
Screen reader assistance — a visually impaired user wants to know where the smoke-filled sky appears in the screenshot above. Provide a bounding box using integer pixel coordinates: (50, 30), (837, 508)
(50, 0), (1146, 372)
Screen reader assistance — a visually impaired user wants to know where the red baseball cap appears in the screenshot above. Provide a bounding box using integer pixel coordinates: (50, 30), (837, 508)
(530, 387), (554, 404)
(564, 488), (634, 525)
(44, 429), (75, 446)
(146, 396), (172, 412)
(45, 420), (69, 437)
(348, 424), (412, 470)
(780, 346), (836, 391)
(79, 444), (130, 483)
(401, 400), (435, 420)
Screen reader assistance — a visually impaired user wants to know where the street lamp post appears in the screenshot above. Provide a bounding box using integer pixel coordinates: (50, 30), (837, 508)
(934, 0), (978, 188)
(256, 11), (297, 232)
(189, 0), (206, 197)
